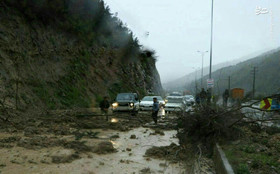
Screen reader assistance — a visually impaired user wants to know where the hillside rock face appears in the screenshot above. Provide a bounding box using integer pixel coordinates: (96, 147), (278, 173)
(0, 2), (162, 110)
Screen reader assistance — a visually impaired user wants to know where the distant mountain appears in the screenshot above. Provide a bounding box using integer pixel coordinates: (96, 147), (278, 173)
(186, 47), (280, 97)
(163, 60), (238, 91)
(163, 48), (279, 92)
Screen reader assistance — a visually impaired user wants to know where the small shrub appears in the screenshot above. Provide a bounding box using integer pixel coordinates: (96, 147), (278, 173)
(236, 164), (250, 174)
(266, 126), (280, 135)
(241, 145), (256, 154)
(251, 159), (261, 169)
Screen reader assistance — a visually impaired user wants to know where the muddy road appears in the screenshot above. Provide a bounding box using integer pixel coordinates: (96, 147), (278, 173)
(0, 111), (191, 174)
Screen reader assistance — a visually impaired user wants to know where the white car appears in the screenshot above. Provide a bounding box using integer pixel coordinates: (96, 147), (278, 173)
(165, 96), (184, 112)
(183, 95), (195, 105)
(140, 96), (165, 111)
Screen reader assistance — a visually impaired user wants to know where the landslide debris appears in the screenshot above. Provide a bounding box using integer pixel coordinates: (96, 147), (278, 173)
(93, 141), (117, 154)
(51, 153), (80, 164)
(140, 168), (152, 174)
(145, 143), (187, 162)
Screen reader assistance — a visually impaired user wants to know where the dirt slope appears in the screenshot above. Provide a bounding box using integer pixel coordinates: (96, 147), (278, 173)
(0, 1), (162, 111)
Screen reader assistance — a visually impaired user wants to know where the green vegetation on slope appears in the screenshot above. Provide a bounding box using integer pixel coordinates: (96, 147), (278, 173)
(188, 48), (280, 97)
(0, 0), (163, 110)
(223, 126), (280, 174)
(4, 0), (142, 56)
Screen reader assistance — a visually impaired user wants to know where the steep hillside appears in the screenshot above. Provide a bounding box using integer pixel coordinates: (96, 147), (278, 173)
(187, 48), (280, 97)
(0, 0), (162, 111)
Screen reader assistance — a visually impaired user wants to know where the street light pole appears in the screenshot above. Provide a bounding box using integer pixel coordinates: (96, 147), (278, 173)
(209, 0), (214, 79)
(197, 50), (208, 88)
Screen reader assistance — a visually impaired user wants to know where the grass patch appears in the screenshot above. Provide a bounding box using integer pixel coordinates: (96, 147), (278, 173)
(236, 164), (250, 174)
(32, 81), (56, 109)
(223, 127), (280, 174)
(31, 50), (92, 109)
(54, 52), (91, 108)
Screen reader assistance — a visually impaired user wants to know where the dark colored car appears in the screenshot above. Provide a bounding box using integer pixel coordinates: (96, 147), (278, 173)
(112, 93), (140, 115)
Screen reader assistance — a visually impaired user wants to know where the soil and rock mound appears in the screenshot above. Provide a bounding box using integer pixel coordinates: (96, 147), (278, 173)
(145, 143), (187, 162)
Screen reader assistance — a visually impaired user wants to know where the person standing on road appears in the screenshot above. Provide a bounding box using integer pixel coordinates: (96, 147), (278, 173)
(99, 96), (110, 121)
(223, 89), (230, 107)
(152, 97), (159, 125)
(195, 93), (201, 105)
(200, 88), (207, 104)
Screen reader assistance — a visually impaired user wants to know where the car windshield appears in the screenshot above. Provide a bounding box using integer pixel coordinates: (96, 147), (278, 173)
(170, 93), (182, 96)
(117, 94), (134, 101)
(167, 98), (183, 103)
(185, 96), (194, 99)
(142, 96), (163, 101)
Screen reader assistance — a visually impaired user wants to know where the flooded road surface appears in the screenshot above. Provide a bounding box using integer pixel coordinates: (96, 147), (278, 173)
(89, 127), (184, 174)
(0, 127), (186, 174)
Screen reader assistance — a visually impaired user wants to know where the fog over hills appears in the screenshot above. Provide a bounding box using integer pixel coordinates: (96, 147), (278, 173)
(163, 48), (279, 92)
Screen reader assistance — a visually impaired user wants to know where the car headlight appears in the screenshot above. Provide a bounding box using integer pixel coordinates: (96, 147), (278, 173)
(112, 102), (118, 107)
(130, 103), (134, 107)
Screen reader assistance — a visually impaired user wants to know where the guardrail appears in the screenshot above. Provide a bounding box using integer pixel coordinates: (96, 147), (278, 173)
(214, 143), (234, 174)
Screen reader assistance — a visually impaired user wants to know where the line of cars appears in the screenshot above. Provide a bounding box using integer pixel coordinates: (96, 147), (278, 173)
(111, 92), (195, 115)
(165, 93), (195, 113)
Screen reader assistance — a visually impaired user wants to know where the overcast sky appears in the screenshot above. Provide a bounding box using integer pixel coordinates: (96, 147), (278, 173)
(105, 0), (280, 83)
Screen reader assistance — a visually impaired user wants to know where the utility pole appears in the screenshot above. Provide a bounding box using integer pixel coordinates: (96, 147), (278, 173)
(251, 67), (257, 99)
(197, 51), (208, 88)
(193, 67), (198, 94)
(209, 0), (214, 79)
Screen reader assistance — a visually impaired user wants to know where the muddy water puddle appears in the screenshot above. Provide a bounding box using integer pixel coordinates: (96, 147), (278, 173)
(0, 127), (186, 174)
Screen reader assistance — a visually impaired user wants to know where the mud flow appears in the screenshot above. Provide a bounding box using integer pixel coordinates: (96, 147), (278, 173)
(0, 112), (188, 174)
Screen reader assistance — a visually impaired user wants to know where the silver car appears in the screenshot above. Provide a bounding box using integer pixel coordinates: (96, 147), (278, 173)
(183, 95), (195, 105)
(165, 96), (184, 112)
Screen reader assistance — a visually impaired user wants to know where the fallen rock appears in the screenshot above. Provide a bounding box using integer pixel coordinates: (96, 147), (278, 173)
(150, 129), (165, 136)
(51, 153), (80, 164)
(145, 158), (151, 161)
(140, 168), (151, 174)
(110, 135), (120, 139)
(130, 135), (137, 139)
(145, 143), (185, 160)
(40, 159), (50, 164)
(0, 164), (6, 168)
(126, 148), (132, 151)
(120, 159), (132, 164)
(93, 141), (117, 154)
